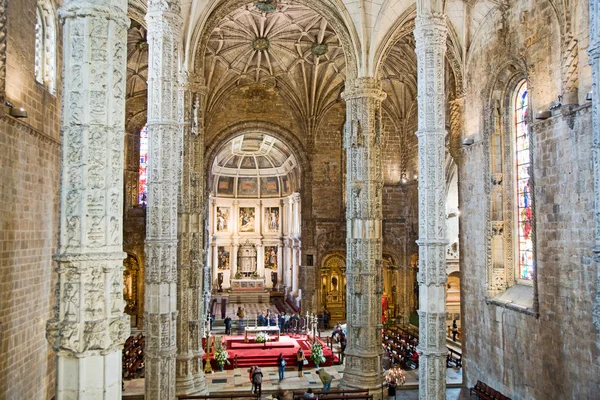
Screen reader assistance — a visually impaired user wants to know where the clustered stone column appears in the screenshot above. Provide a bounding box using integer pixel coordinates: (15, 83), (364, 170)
(589, 0), (600, 332)
(46, 0), (129, 398)
(414, 13), (449, 400)
(144, 0), (182, 398)
(341, 78), (386, 391)
(176, 73), (208, 394)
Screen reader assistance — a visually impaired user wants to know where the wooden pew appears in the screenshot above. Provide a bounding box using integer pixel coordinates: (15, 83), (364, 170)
(470, 380), (511, 400)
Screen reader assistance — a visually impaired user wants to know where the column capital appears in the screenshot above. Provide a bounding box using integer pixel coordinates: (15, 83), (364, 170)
(342, 78), (386, 101)
(147, 0), (181, 15)
(59, 1), (129, 27)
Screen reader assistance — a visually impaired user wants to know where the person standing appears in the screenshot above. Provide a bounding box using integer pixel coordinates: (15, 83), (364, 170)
(277, 353), (286, 381)
(452, 320), (459, 342)
(248, 366), (256, 394)
(224, 315), (232, 335)
(296, 348), (306, 377)
(237, 306), (245, 320)
(317, 368), (333, 391)
(252, 366), (263, 396)
(323, 307), (330, 329)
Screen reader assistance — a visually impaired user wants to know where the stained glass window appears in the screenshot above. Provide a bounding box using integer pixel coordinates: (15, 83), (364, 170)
(139, 125), (148, 205)
(514, 81), (533, 280)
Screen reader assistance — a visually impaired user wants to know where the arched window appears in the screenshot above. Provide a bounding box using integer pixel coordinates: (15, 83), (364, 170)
(139, 125), (148, 205)
(514, 81), (533, 281)
(34, 0), (56, 93)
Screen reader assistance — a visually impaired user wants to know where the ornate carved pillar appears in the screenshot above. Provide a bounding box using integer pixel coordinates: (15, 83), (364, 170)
(340, 78), (386, 391)
(589, 0), (600, 332)
(277, 240), (284, 288)
(414, 13), (449, 399)
(45, 0), (129, 398)
(176, 73), (208, 394)
(283, 239), (292, 290)
(144, 0), (182, 398)
(232, 241), (239, 277)
(292, 242), (300, 294)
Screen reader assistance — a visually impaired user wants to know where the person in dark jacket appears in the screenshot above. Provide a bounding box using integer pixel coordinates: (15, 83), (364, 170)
(224, 315), (232, 335)
(252, 366), (263, 396)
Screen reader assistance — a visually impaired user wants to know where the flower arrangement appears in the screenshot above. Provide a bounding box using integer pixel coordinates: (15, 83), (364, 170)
(214, 347), (230, 371)
(255, 332), (269, 343)
(309, 342), (326, 366)
(215, 347), (230, 363)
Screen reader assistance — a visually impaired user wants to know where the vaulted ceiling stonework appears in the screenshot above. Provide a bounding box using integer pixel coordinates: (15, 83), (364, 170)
(203, 1), (346, 134)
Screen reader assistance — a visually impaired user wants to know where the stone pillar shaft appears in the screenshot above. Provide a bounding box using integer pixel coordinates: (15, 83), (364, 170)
(341, 78), (386, 391)
(292, 243), (299, 294)
(176, 76), (208, 394)
(46, 0), (130, 398)
(144, 1), (182, 398)
(414, 15), (449, 400)
(589, 0), (600, 331)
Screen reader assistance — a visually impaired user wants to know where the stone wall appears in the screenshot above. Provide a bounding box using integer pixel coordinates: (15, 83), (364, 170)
(0, 0), (62, 397)
(0, 116), (60, 399)
(459, 0), (599, 397)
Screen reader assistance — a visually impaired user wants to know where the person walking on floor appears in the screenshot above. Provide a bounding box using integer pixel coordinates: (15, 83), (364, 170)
(248, 366), (256, 394)
(296, 348), (306, 377)
(224, 315), (232, 335)
(452, 320), (459, 342)
(252, 366), (263, 396)
(277, 353), (286, 381)
(317, 368), (333, 391)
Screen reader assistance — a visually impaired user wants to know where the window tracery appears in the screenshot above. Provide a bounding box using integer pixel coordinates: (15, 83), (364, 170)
(514, 81), (533, 281)
(138, 125), (148, 205)
(34, 0), (56, 93)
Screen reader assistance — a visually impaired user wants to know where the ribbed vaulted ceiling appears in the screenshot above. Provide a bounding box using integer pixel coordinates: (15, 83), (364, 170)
(204, 1), (346, 131)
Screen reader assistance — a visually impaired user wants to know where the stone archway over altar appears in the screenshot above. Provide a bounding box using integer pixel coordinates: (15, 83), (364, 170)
(208, 132), (302, 295)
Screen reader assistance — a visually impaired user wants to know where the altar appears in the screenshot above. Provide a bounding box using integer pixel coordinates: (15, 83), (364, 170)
(244, 326), (280, 342)
(230, 279), (265, 291)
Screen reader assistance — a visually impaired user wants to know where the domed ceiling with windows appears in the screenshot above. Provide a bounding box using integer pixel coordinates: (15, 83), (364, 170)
(211, 133), (299, 198)
(203, 1), (346, 127)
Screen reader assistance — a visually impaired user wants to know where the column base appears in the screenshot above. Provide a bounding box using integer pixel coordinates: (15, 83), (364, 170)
(341, 353), (383, 395)
(56, 351), (122, 400)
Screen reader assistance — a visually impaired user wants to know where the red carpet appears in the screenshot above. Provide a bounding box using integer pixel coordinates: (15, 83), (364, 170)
(203, 335), (335, 370)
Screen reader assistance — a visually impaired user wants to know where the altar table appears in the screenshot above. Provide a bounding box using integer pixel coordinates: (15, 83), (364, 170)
(244, 326), (280, 342)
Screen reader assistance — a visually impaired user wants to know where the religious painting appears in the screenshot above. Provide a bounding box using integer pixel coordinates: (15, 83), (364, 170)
(281, 175), (290, 195)
(264, 207), (280, 232)
(241, 156), (256, 168)
(239, 207), (255, 232)
(260, 176), (279, 197)
(217, 176), (234, 196)
(238, 177), (258, 197)
(218, 246), (230, 270)
(216, 207), (230, 232)
(264, 246), (277, 269)
(224, 156), (239, 168)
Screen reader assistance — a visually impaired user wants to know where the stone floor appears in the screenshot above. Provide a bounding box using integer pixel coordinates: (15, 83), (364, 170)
(123, 321), (465, 398)
(123, 364), (463, 396)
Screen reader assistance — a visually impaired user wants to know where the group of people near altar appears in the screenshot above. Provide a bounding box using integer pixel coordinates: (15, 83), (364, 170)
(256, 310), (300, 333)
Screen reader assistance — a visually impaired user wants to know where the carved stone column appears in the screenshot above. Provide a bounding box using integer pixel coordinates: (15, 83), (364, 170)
(45, 0), (129, 398)
(176, 73), (208, 394)
(589, 0), (600, 332)
(340, 78), (386, 391)
(144, 0), (182, 398)
(414, 14), (449, 400)
(292, 242), (300, 294)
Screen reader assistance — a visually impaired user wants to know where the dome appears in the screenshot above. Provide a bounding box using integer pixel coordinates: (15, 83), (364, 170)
(211, 133), (299, 198)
